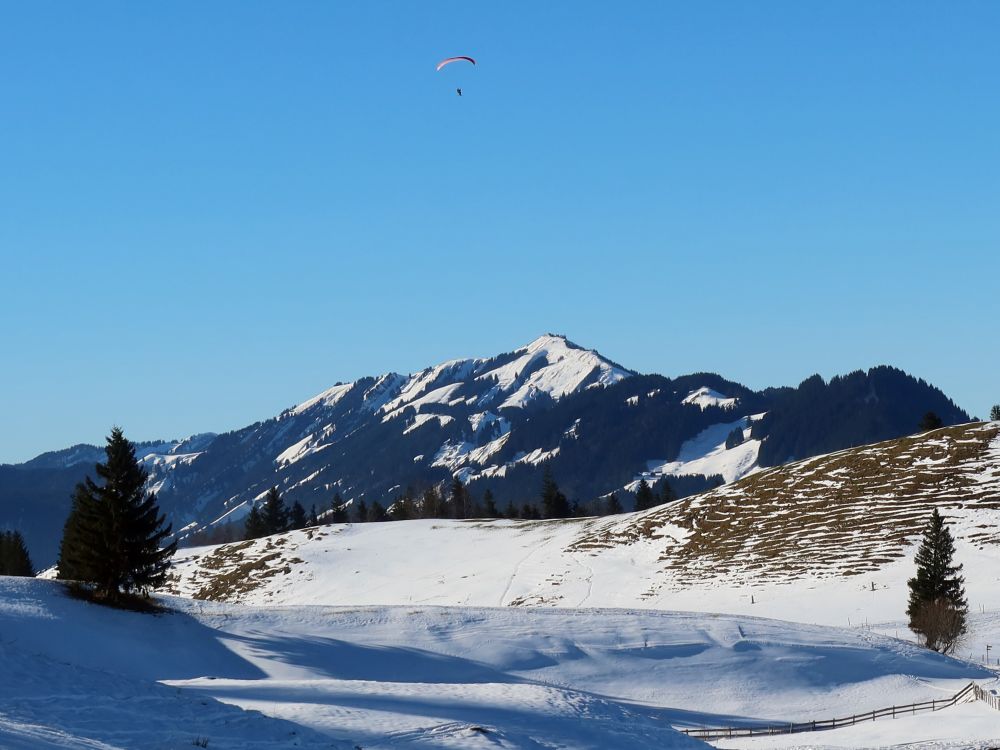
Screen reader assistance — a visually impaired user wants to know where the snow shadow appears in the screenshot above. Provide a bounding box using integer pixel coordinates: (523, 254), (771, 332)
(0, 579), (266, 680)
(736, 641), (994, 687)
(224, 630), (522, 683)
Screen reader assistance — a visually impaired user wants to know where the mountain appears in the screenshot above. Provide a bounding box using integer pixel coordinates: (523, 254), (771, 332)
(1, 334), (971, 565)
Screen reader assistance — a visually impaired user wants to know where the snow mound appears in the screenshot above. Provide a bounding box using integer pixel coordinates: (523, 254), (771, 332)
(683, 386), (738, 410)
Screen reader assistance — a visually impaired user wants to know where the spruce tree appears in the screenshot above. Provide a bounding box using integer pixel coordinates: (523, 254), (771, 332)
(331, 493), (349, 524)
(633, 479), (656, 512)
(55, 428), (176, 601)
(57, 485), (93, 581)
(503, 499), (516, 519)
(449, 477), (467, 519)
(368, 501), (388, 522)
(261, 486), (289, 535)
(540, 466), (570, 519)
(289, 500), (308, 530)
(421, 487), (442, 519)
(659, 478), (678, 505)
(483, 489), (500, 518)
(390, 493), (415, 521)
(307, 504), (318, 527)
(919, 411), (944, 431)
(605, 492), (624, 515)
(355, 499), (368, 523)
(907, 509), (967, 653)
(0, 530), (34, 576)
(244, 503), (266, 540)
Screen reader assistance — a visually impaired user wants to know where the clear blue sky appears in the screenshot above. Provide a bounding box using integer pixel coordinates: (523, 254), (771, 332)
(2, 2), (998, 463)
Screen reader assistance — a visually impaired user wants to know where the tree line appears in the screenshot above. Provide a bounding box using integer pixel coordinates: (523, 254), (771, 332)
(239, 466), (681, 540)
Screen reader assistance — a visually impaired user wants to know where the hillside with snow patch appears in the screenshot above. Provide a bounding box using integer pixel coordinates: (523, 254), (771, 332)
(165, 423), (1000, 654)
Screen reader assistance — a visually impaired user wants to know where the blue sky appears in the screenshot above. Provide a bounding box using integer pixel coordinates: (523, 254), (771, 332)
(2, 2), (998, 462)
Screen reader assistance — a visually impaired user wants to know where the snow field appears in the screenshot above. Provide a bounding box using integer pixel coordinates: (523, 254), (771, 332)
(2, 576), (996, 749)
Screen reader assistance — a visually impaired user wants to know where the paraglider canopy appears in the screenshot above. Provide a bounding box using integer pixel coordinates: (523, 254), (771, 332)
(436, 56), (476, 71)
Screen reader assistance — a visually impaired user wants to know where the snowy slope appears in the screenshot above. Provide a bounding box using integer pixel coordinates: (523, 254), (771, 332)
(3, 576), (995, 749)
(166, 423), (1000, 656)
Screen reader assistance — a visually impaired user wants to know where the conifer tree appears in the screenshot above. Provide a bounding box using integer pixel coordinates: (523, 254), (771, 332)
(289, 500), (308, 530)
(991, 404), (1000, 421)
(0, 530), (34, 576)
(907, 509), (967, 653)
(390, 493), (415, 520)
(633, 479), (656, 512)
(261, 486), (289, 535)
(56, 428), (176, 601)
(367, 501), (388, 522)
(355, 499), (369, 523)
(421, 487), (442, 519)
(244, 503), (266, 540)
(919, 411), (944, 431)
(605, 492), (624, 515)
(57, 485), (93, 581)
(449, 477), (467, 519)
(483, 489), (500, 518)
(659, 478), (677, 505)
(504, 499), (516, 519)
(331, 493), (349, 524)
(307, 504), (318, 527)
(540, 466), (570, 519)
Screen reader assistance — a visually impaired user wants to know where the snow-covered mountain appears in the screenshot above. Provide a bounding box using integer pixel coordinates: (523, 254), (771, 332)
(1, 335), (971, 565)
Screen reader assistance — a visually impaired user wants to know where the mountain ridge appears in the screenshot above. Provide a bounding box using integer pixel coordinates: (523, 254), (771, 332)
(1, 335), (971, 565)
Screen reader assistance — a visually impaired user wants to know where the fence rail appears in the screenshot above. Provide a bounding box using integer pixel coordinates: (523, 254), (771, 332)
(679, 681), (994, 740)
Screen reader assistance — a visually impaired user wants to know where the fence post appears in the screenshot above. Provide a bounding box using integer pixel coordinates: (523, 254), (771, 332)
(932, 700), (936, 711)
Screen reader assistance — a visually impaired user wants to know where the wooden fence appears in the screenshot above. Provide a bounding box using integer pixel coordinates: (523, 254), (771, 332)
(678, 681), (997, 740)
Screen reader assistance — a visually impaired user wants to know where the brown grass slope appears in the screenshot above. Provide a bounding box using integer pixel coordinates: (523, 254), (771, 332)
(573, 422), (1000, 586)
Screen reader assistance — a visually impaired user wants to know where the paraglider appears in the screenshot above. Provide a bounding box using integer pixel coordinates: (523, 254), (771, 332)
(436, 56), (476, 71)
(437, 56), (475, 97)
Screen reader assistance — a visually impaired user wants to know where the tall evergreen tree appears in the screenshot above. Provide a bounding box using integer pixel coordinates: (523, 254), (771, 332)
(289, 500), (308, 530)
(658, 478), (678, 505)
(482, 489), (500, 518)
(919, 411), (944, 431)
(55, 428), (176, 601)
(306, 504), (318, 527)
(604, 492), (624, 515)
(448, 477), (467, 520)
(907, 509), (967, 653)
(367, 501), (388, 522)
(540, 466), (570, 519)
(261, 486), (289, 535)
(390, 493), (415, 521)
(244, 503), (266, 539)
(57, 485), (93, 581)
(355, 499), (369, 523)
(331, 492), (349, 524)
(0, 530), (34, 576)
(633, 479), (656, 512)
(504, 499), (517, 519)
(421, 487), (442, 519)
